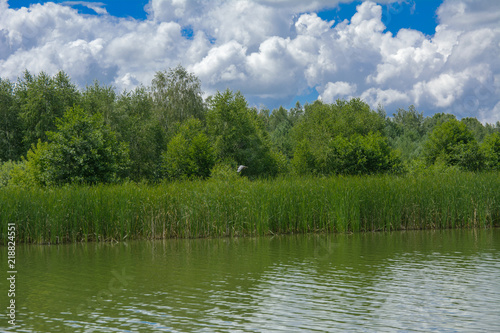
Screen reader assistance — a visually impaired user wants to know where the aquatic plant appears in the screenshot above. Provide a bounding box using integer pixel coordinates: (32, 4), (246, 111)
(1, 172), (499, 244)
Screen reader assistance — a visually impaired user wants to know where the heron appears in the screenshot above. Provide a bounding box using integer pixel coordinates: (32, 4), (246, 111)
(237, 165), (247, 173)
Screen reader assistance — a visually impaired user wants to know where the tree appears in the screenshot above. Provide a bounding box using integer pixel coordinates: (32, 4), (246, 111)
(291, 98), (393, 175)
(422, 118), (481, 171)
(162, 118), (215, 180)
(25, 106), (129, 185)
(327, 133), (402, 175)
(292, 98), (385, 149)
(207, 89), (279, 177)
(292, 132), (401, 175)
(385, 105), (425, 162)
(422, 112), (456, 136)
(15, 71), (80, 152)
(0, 78), (23, 161)
(114, 87), (165, 181)
(81, 81), (116, 124)
(150, 65), (205, 136)
(292, 139), (318, 175)
(461, 117), (488, 143)
(480, 132), (500, 170)
(269, 106), (294, 158)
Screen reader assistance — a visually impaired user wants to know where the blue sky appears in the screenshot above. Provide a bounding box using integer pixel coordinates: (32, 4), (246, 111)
(9, 0), (151, 19)
(1, 0), (499, 122)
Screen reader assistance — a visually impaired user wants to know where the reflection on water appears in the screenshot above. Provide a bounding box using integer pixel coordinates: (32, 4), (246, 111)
(1, 229), (499, 332)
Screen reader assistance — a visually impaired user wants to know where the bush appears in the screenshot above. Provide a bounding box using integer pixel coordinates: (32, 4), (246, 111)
(162, 118), (215, 180)
(481, 132), (500, 170)
(422, 118), (482, 171)
(23, 106), (130, 186)
(292, 132), (401, 175)
(209, 161), (241, 182)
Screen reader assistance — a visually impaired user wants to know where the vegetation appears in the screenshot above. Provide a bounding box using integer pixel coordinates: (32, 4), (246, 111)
(1, 67), (500, 184)
(1, 67), (499, 243)
(1, 172), (498, 244)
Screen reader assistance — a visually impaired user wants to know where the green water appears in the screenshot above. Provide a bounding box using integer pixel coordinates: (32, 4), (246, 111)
(1, 229), (500, 332)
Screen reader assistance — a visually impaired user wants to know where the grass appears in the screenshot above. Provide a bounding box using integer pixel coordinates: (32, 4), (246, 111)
(1, 172), (499, 244)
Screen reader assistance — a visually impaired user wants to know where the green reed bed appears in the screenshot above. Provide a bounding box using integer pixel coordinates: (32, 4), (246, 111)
(1, 172), (499, 244)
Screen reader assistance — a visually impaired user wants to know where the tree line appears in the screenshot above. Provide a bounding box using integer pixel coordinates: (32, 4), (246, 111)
(1, 66), (499, 186)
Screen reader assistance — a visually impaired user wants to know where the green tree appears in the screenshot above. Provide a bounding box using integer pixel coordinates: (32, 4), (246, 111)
(386, 105), (425, 162)
(207, 89), (279, 177)
(269, 106), (294, 158)
(151, 65), (205, 136)
(291, 139), (318, 175)
(0, 78), (23, 161)
(81, 81), (116, 124)
(480, 132), (500, 170)
(461, 117), (488, 143)
(422, 112), (457, 136)
(291, 98), (392, 175)
(25, 106), (129, 185)
(292, 98), (385, 150)
(15, 71), (80, 152)
(114, 87), (165, 181)
(162, 118), (215, 180)
(327, 132), (402, 175)
(423, 118), (482, 171)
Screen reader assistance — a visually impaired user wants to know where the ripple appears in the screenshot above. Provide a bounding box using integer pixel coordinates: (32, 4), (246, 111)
(7, 230), (500, 332)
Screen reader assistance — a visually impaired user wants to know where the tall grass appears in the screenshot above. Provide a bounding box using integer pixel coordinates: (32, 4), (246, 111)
(1, 172), (499, 244)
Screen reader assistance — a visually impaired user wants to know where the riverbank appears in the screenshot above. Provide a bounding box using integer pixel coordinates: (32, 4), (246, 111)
(1, 172), (499, 244)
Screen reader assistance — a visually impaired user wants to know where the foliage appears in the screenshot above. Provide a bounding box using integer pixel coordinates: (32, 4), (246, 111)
(162, 118), (215, 180)
(291, 99), (397, 175)
(480, 132), (500, 170)
(0, 78), (23, 161)
(114, 86), (165, 181)
(1, 68), (500, 184)
(461, 117), (489, 143)
(293, 132), (401, 175)
(292, 98), (385, 156)
(151, 65), (205, 135)
(0, 160), (18, 187)
(81, 81), (116, 123)
(385, 105), (426, 162)
(207, 89), (279, 177)
(16, 71), (80, 151)
(209, 161), (241, 182)
(24, 106), (129, 185)
(327, 132), (402, 175)
(268, 106), (294, 158)
(422, 112), (457, 135)
(2, 172), (499, 244)
(293, 98), (385, 145)
(422, 118), (482, 171)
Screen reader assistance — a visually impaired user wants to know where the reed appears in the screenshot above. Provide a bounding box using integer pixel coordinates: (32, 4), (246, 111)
(1, 172), (499, 244)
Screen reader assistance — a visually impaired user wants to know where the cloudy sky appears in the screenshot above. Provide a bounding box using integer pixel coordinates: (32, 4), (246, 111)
(1, 0), (499, 122)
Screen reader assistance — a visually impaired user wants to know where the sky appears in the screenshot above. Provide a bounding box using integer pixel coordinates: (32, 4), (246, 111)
(1, 0), (499, 123)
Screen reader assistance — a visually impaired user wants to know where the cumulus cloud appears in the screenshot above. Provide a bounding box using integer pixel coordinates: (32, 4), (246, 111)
(61, 1), (108, 15)
(0, 0), (499, 122)
(319, 81), (357, 103)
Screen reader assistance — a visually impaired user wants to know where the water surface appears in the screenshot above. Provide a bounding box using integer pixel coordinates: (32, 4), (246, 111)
(1, 229), (499, 332)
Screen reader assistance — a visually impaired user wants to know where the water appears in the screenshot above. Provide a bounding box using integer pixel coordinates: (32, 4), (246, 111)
(1, 229), (499, 332)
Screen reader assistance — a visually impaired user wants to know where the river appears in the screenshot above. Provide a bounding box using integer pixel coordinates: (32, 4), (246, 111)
(1, 229), (499, 332)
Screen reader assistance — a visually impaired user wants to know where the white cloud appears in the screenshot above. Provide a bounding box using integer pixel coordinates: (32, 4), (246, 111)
(0, 0), (499, 122)
(295, 13), (334, 36)
(61, 1), (108, 15)
(319, 81), (357, 103)
(479, 101), (500, 124)
(361, 87), (409, 107)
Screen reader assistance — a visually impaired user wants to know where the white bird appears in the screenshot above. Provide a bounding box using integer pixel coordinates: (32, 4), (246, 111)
(237, 165), (248, 173)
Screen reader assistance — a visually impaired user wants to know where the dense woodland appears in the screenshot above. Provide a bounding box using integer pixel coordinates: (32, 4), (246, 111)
(1, 65), (500, 187)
